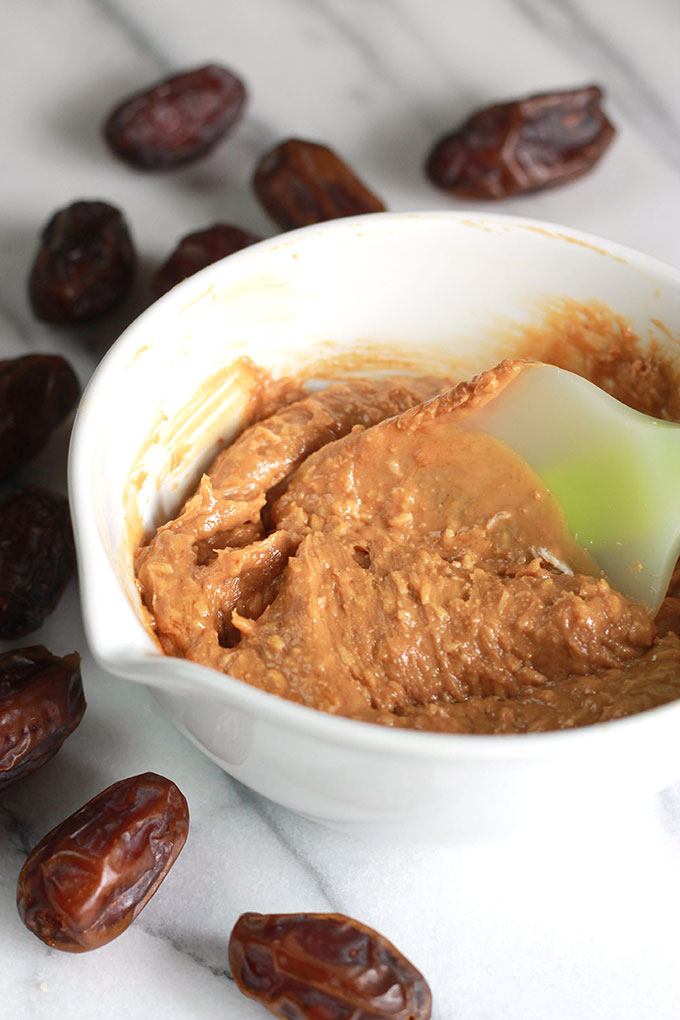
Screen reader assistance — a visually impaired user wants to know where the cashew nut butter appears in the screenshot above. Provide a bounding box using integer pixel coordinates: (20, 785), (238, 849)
(136, 345), (680, 734)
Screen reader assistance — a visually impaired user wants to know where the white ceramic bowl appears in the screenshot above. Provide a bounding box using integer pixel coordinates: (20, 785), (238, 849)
(69, 211), (680, 843)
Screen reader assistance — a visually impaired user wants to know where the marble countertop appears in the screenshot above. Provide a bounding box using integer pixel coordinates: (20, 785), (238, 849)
(2, 1), (680, 1017)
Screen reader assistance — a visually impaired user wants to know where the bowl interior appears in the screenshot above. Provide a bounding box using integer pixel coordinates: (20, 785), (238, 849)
(69, 210), (680, 735)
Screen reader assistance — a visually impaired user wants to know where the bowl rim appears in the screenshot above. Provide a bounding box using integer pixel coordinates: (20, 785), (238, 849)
(69, 208), (680, 764)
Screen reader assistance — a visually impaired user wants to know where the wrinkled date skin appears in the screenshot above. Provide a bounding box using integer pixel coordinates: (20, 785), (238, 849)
(253, 138), (386, 230)
(229, 912), (433, 1020)
(153, 223), (261, 298)
(29, 200), (136, 324)
(17, 772), (189, 952)
(0, 646), (84, 789)
(0, 488), (75, 639)
(104, 64), (247, 170)
(0, 355), (80, 482)
(425, 85), (615, 199)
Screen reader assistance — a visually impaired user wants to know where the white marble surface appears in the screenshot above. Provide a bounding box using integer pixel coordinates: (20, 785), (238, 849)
(2, 1), (680, 1017)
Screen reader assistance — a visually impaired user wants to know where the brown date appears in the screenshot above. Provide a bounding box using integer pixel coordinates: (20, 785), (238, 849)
(228, 911), (432, 1020)
(153, 223), (261, 298)
(103, 64), (247, 170)
(0, 646), (84, 789)
(17, 772), (189, 952)
(29, 200), (136, 324)
(0, 488), (75, 639)
(253, 138), (386, 230)
(0, 355), (80, 482)
(425, 85), (615, 199)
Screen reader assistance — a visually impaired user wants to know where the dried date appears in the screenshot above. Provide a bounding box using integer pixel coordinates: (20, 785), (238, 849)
(0, 355), (80, 482)
(0, 488), (75, 639)
(0, 646), (84, 789)
(229, 911), (432, 1019)
(17, 772), (189, 952)
(104, 64), (247, 170)
(29, 200), (136, 324)
(253, 138), (386, 230)
(153, 223), (261, 298)
(425, 85), (615, 199)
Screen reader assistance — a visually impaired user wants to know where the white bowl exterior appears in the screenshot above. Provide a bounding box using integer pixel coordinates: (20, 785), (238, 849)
(69, 211), (680, 842)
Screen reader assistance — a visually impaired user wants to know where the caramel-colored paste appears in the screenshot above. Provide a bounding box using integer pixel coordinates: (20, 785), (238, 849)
(135, 329), (680, 734)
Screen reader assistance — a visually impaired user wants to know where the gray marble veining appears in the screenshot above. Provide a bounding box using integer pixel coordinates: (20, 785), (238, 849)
(2, 1), (680, 1017)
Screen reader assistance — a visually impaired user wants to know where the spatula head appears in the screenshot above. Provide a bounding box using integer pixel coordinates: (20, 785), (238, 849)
(460, 362), (680, 612)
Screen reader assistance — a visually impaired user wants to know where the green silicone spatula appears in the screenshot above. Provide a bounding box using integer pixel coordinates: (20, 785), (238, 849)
(461, 362), (680, 612)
